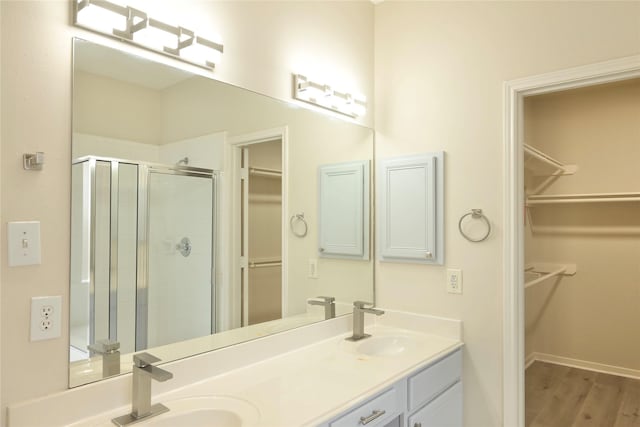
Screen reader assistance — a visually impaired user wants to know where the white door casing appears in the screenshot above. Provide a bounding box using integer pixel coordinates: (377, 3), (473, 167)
(503, 54), (640, 427)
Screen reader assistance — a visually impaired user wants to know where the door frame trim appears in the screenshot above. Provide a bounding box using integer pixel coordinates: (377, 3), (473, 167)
(226, 127), (289, 327)
(503, 54), (640, 427)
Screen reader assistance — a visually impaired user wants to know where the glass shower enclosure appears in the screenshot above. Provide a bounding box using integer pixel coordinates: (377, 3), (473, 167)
(70, 156), (216, 359)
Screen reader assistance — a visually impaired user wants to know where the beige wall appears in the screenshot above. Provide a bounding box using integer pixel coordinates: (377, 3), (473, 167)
(0, 0), (373, 420)
(74, 72), (163, 145)
(374, 2), (640, 426)
(524, 79), (640, 372)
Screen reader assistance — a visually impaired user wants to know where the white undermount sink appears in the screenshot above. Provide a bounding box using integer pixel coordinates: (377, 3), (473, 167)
(105, 396), (260, 427)
(356, 335), (415, 357)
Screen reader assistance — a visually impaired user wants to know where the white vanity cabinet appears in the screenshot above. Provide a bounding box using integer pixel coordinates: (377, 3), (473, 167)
(319, 349), (462, 427)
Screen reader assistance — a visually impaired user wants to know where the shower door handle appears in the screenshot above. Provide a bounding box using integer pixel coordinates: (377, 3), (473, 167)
(176, 237), (192, 257)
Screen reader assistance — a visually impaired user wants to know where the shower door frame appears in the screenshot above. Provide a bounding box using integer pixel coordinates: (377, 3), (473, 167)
(502, 55), (640, 427)
(136, 162), (217, 350)
(73, 155), (217, 353)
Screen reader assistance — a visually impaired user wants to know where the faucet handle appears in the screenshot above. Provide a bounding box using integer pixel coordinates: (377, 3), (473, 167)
(353, 301), (373, 309)
(133, 352), (161, 368)
(316, 296), (335, 303)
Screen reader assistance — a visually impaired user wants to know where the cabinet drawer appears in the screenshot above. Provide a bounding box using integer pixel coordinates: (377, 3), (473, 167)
(408, 350), (461, 411)
(408, 381), (462, 427)
(330, 386), (400, 427)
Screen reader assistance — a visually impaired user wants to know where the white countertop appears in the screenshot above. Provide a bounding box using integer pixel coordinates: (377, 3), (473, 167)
(9, 310), (462, 427)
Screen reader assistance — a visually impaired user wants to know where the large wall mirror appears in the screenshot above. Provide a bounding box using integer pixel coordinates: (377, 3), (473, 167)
(69, 39), (374, 387)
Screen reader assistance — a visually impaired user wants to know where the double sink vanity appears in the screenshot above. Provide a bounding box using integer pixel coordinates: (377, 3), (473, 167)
(9, 309), (462, 427)
(8, 32), (463, 427)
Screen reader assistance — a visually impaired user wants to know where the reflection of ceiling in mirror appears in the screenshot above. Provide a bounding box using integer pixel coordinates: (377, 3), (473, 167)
(74, 40), (193, 90)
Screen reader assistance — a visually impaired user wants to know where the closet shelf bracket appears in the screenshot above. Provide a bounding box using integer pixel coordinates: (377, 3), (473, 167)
(524, 263), (576, 289)
(524, 144), (577, 176)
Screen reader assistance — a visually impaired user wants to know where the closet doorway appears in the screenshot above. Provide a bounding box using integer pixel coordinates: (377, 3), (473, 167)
(242, 140), (283, 325)
(228, 128), (288, 329)
(503, 55), (640, 427)
(523, 78), (640, 426)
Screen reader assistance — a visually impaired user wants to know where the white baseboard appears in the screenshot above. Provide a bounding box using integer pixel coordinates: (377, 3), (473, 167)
(524, 353), (537, 370)
(527, 352), (640, 380)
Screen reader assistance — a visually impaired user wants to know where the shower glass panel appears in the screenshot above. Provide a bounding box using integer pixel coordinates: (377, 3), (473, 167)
(116, 163), (138, 354)
(70, 156), (216, 361)
(70, 159), (118, 359)
(70, 161), (90, 360)
(146, 171), (215, 349)
(93, 161), (111, 344)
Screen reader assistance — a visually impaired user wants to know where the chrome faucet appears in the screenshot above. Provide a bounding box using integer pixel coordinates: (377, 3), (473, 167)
(88, 339), (121, 378)
(112, 353), (173, 426)
(345, 301), (385, 342)
(308, 296), (336, 320)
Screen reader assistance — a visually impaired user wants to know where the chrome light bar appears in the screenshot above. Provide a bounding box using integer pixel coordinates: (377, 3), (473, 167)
(293, 74), (367, 118)
(74, 0), (223, 70)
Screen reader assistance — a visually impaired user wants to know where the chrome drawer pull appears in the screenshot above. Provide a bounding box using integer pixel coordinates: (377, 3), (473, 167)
(359, 409), (386, 425)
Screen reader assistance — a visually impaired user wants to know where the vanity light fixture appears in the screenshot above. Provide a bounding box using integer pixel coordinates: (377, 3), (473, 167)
(293, 74), (367, 118)
(74, 0), (223, 70)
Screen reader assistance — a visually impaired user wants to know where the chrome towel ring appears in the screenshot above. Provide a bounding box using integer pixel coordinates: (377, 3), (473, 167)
(458, 209), (491, 243)
(289, 212), (308, 237)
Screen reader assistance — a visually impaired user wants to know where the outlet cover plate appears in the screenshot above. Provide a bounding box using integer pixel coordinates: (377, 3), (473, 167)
(308, 259), (318, 279)
(30, 296), (62, 341)
(446, 269), (463, 294)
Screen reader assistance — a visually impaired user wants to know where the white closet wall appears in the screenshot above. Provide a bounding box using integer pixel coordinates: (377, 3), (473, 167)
(524, 78), (640, 375)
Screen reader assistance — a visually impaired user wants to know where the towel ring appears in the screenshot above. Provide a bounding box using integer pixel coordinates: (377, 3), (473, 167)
(458, 209), (491, 243)
(289, 212), (308, 238)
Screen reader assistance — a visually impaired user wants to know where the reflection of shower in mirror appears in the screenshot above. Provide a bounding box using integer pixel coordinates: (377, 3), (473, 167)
(70, 155), (216, 363)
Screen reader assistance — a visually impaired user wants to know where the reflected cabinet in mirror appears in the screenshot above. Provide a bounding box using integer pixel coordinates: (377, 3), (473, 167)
(70, 39), (374, 387)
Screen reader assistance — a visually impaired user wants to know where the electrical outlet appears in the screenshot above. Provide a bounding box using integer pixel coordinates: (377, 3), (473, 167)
(40, 318), (52, 331)
(41, 305), (54, 318)
(308, 259), (318, 279)
(31, 296), (61, 341)
(446, 269), (463, 294)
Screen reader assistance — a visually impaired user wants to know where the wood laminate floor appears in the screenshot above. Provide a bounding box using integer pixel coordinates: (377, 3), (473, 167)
(526, 361), (640, 427)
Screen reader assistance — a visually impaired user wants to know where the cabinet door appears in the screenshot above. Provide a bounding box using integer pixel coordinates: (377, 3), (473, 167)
(408, 350), (462, 412)
(318, 161), (370, 260)
(408, 382), (462, 427)
(377, 153), (443, 264)
(383, 415), (402, 427)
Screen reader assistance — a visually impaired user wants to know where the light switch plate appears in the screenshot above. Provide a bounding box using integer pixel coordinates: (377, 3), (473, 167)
(446, 268), (463, 294)
(7, 221), (41, 266)
(30, 296), (62, 341)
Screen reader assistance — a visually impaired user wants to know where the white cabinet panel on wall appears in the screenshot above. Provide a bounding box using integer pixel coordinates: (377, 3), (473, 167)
(377, 152), (444, 264)
(318, 161), (370, 260)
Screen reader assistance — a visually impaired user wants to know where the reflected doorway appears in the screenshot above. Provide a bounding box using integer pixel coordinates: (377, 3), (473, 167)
(240, 140), (284, 326)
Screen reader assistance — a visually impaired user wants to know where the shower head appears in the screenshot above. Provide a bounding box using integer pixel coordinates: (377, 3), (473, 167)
(176, 157), (189, 166)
